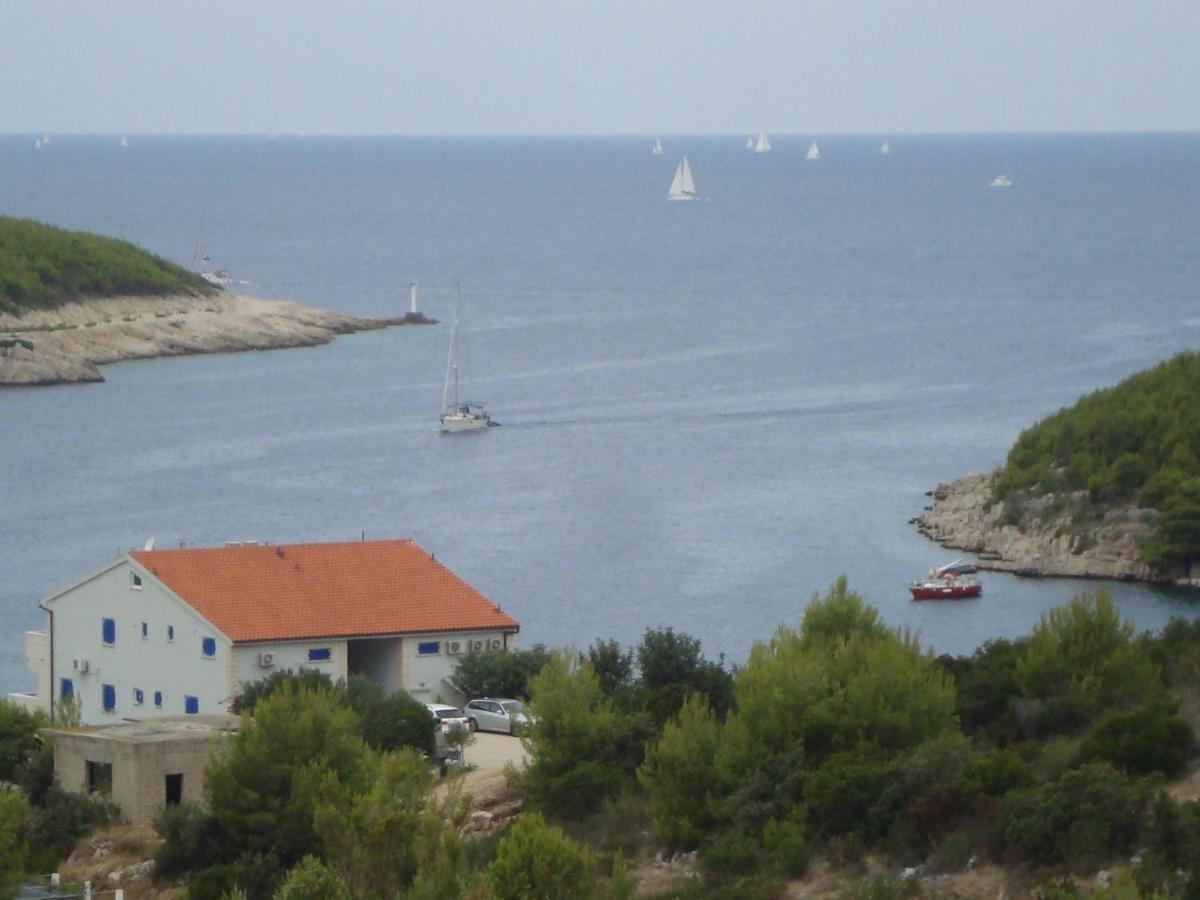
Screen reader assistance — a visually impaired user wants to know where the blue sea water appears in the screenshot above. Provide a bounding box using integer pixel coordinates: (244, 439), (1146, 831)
(2, 133), (1199, 692)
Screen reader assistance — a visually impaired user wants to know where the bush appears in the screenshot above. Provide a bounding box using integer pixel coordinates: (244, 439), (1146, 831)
(999, 762), (1153, 865)
(273, 855), (351, 900)
(0, 701), (46, 781)
(485, 812), (595, 900)
(344, 675), (434, 755)
(232, 670), (337, 715)
(453, 644), (551, 702)
(154, 803), (227, 880)
(960, 749), (1033, 800)
(184, 853), (284, 900)
(638, 695), (722, 849)
(0, 790), (31, 899)
(1080, 701), (1197, 777)
(636, 628), (734, 725)
(24, 785), (115, 873)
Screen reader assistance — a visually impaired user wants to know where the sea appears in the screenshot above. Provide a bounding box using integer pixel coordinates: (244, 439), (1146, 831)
(2, 133), (1199, 693)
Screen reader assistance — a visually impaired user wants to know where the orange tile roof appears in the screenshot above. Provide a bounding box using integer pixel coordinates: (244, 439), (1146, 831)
(129, 540), (518, 643)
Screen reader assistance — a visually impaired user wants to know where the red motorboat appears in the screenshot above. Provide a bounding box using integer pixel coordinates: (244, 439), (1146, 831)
(909, 572), (982, 600)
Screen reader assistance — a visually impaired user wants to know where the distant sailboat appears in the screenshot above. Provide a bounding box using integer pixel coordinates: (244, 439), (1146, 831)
(880, 140), (890, 156)
(806, 140), (820, 161)
(990, 174), (1014, 188)
(652, 137), (664, 156)
(745, 136), (754, 149)
(440, 285), (495, 432)
(120, 136), (130, 147)
(753, 133), (772, 154)
(34, 139), (41, 149)
(668, 156), (701, 201)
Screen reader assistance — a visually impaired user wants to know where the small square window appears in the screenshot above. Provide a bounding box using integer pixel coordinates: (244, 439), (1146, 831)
(184, 695), (199, 715)
(102, 618), (116, 645)
(131, 572), (143, 589)
(202, 637), (217, 657)
(167, 625), (175, 642)
(307, 648), (331, 662)
(141, 622), (148, 638)
(60, 678), (74, 700)
(133, 688), (144, 705)
(417, 641), (440, 656)
(102, 683), (116, 712)
(154, 691), (163, 708)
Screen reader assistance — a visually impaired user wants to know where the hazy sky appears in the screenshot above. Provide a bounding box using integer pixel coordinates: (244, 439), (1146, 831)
(3, 1), (1197, 135)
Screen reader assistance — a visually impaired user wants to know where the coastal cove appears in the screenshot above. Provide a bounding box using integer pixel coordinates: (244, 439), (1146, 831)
(2, 134), (1200, 694)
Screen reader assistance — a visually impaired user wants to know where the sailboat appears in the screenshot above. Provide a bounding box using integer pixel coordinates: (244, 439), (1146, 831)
(806, 140), (820, 161)
(990, 174), (1014, 188)
(440, 286), (495, 432)
(652, 137), (664, 156)
(753, 132), (772, 154)
(745, 136), (754, 149)
(880, 140), (890, 156)
(668, 156), (701, 201)
(120, 136), (130, 148)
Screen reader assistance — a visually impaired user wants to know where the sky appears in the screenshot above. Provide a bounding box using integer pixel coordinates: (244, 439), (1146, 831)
(2, 1), (1198, 135)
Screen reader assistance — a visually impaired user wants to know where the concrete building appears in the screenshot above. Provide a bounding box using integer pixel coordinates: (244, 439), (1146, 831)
(10, 539), (519, 724)
(44, 717), (236, 826)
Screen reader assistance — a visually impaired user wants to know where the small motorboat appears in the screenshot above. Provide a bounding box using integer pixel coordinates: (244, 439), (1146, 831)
(909, 565), (982, 600)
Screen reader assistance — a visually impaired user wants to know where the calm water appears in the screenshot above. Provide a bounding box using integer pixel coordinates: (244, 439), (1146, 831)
(2, 134), (1199, 691)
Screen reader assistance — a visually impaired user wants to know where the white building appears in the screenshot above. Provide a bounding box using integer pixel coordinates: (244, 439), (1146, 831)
(10, 539), (519, 724)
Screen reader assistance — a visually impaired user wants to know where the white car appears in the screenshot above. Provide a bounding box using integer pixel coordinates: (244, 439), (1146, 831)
(425, 703), (469, 733)
(464, 698), (534, 734)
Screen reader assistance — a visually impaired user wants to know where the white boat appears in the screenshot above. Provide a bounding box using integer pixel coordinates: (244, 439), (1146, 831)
(120, 136), (130, 148)
(652, 137), (664, 156)
(200, 270), (231, 287)
(753, 132), (772, 154)
(806, 140), (820, 161)
(668, 156), (701, 201)
(745, 136), (754, 149)
(440, 286), (494, 433)
(34, 139), (41, 149)
(990, 174), (1014, 188)
(880, 140), (890, 155)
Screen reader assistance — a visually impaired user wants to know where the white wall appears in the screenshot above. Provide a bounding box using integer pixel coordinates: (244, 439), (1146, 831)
(47, 558), (232, 724)
(401, 630), (513, 704)
(231, 638), (349, 689)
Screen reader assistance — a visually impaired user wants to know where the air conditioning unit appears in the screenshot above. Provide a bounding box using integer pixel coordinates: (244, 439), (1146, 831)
(469, 639), (484, 653)
(447, 641), (462, 656)
(257, 652), (276, 668)
(488, 638), (503, 651)
(73, 657), (89, 673)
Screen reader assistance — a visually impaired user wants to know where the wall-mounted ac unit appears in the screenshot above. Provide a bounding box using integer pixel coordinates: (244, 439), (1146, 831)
(447, 641), (462, 655)
(469, 639), (484, 653)
(488, 638), (503, 651)
(73, 657), (90, 673)
(257, 652), (276, 668)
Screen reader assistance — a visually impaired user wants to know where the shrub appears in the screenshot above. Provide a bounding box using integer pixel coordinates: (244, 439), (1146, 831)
(344, 675), (434, 755)
(0, 790), (31, 899)
(1080, 701), (1197, 777)
(485, 812), (595, 900)
(638, 694), (722, 849)
(232, 669), (336, 714)
(154, 803), (227, 880)
(272, 855), (351, 900)
(0, 701), (46, 781)
(636, 628), (734, 725)
(184, 853), (284, 900)
(453, 644), (551, 701)
(24, 785), (115, 873)
(960, 749), (1033, 800)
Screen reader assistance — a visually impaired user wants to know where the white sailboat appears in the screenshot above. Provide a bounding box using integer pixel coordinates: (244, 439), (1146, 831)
(652, 137), (664, 156)
(753, 132), (772, 154)
(667, 156), (701, 201)
(990, 174), (1014, 188)
(34, 138), (41, 149)
(440, 286), (494, 433)
(745, 136), (754, 149)
(806, 140), (820, 161)
(880, 140), (890, 156)
(120, 136), (130, 148)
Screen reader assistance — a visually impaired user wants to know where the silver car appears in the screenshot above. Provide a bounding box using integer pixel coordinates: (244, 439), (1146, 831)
(464, 698), (533, 734)
(425, 703), (469, 734)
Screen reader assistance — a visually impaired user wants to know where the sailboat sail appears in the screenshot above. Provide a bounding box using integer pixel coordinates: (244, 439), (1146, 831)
(652, 137), (664, 155)
(807, 140), (820, 160)
(754, 133), (772, 153)
(440, 285), (493, 431)
(880, 140), (890, 155)
(668, 156), (699, 200)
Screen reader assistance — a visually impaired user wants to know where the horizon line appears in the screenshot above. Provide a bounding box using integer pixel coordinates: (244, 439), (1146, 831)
(5, 128), (1200, 139)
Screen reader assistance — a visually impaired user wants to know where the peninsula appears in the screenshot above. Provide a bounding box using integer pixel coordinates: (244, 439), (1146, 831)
(0, 217), (410, 386)
(917, 352), (1200, 587)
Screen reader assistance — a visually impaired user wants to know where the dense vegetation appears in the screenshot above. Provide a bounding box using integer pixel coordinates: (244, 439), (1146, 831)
(0, 216), (212, 315)
(2, 585), (1198, 898)
(990, 352), (1200, 570)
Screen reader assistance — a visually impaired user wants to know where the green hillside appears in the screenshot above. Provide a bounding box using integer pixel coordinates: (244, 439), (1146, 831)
(0, 216), (213, 315)
(992, 352), (1200, 569)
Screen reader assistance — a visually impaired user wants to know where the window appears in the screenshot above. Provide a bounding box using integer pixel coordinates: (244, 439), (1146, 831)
(101, 618), (116, 645)
(102, 683), (116, 712)
(131, 571), (143, 589)
(86, 760), (113, 795)
(184, 695), (199, 715)
(167, 625), (174, 642)
(165, 773), (183, 806)
(141, 622), (148, 638)
(307, 648), (331, 662)
(417, 641), (440, 655)
(201, 637), (217, 657)
(154, 691), (163, 708)
(60, 678), (73, 700)
(133, 688), (144, 705)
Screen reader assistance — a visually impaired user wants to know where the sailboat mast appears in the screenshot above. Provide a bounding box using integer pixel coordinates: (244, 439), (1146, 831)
(442, 284), (461, 413)
(190, 209), (207, 271)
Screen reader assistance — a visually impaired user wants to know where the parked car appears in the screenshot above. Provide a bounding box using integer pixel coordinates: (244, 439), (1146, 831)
(464, 698), (534, 734)
(425, 703), (469, 734)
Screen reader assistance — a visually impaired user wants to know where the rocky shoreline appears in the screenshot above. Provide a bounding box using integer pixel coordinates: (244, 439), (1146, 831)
(914, 472), (1166, 584)
(0, 292), (412, 386)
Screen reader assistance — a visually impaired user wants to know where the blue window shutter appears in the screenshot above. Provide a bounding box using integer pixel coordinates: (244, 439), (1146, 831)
(202, 637), (217, 657)
(185, 696), (199, 715)
(307, 648), (331, 662)
(167, 625), (175, 641)
(102, 684), (116, 712)
(417, 641), (440, 655)
(102, 618), (116, 644)
(141, 622), (148, 638)
(60, 678), (73, 699)
(154, 691), (163, 707)
(134, 688), (144, 704)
